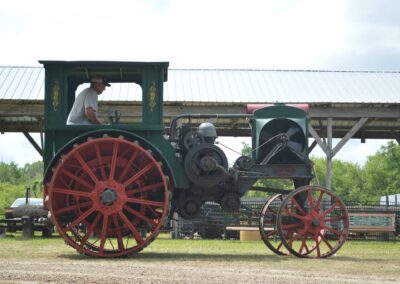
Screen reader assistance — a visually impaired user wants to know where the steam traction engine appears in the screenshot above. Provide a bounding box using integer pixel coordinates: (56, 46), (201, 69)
(41, 61), (349, 258)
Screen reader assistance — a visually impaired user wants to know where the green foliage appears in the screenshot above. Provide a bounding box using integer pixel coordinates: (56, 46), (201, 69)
(310, 157), (366, 204)
(0, 161), (43, 214)
(0, 162), (24, 184)
(312, 142), (400, 203)
(364, 141), (400, 199)
(0, 183), (27, 213)
(240, 141), (252, 156)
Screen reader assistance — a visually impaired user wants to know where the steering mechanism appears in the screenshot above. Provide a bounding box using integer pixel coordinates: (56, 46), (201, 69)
(108, 110), (122, 124)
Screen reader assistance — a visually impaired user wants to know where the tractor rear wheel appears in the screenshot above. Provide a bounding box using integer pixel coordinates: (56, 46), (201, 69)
(276, 186), (349, 258)
(47, 135), (171, 257)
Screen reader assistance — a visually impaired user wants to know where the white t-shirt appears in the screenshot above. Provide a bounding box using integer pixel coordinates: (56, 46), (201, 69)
(67, 87), (98, 125)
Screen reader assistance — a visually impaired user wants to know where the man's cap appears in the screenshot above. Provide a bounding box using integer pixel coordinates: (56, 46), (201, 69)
(91, 76), (111, 87)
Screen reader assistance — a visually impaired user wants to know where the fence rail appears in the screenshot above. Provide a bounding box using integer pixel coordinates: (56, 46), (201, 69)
(173, 199), (400, 241)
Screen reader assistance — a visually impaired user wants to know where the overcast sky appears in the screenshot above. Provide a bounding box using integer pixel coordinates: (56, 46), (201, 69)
(0, 0), (398, 165)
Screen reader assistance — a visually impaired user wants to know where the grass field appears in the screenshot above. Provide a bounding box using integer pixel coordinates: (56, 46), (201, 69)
(1, 234), (400, 281)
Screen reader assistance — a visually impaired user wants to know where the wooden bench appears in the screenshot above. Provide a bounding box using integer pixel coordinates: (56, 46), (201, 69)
(226, 226), (260, 232)
(225, 226), (274, 241)
(348, 213), (397, 240)
(226, 213), (398, 241)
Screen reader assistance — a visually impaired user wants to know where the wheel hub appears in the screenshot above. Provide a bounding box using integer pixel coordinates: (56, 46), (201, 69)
(311, 219), (320, 227)
(100, 188), (117, 205)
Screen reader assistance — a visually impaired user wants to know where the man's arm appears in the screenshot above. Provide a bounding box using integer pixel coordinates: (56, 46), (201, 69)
(85, 107), (103, 124)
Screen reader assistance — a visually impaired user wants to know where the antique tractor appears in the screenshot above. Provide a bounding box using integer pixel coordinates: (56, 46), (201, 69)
(40, 60), (349, 258)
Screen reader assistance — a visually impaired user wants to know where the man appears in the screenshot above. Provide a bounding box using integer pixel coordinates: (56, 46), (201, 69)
(67, 76), (110, 125)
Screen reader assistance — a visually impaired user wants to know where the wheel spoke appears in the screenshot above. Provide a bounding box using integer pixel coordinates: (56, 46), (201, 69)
(290, 197), (306, 216)
(322, 201), (340, 217)
(94, 142), (107, 180)
(277, 241), (284, 251)
(284, 206), (305, 220)
(80, 212), (102, 245)
(59, 168), (94, 189)
(99, 215), (109, 252)
(266, 207), (277, 215)
(109, 142), (119, 180)
(108, 238), (115, 251)
(265, 230), (277, 237)
(307, 188), (314, 208)
(148, 207), (163, 220)
(65, 207), (96, 231)
(322, 225), (342, 236)
(123, 163), (155, 187)
(118, 149), (139, 183)
(315, 190), (325, 210)
(126, 182), (164, 196)
(299, 239), (308, 254)
(281, 223), (302, 230)
(52, 187), (93, 198)
(53, 201), (92, 215)
(287, 233), (302, 244)
(118, 212), (144, 244)
(124, 205), (157, 228)
(126, 197), (165, 208)
(319, 233), (334, 250)
(73, 151), (99, 183)
(112, 214), (125, 251)
(315, 240), (321, 257)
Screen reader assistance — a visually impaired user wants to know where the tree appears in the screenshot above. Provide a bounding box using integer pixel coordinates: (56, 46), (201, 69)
(0, 161), (44, 213)
(310, 157), (365, 204)
(23, 161), (43, 181)
(364, 141), (400, 201)
(0, 162), (24, 184)
(0, 183), (27, 213)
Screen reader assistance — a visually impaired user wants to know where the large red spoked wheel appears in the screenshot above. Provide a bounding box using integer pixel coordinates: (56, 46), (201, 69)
(47, 135), (171, 257)
(277, 186), (349, 258)
(259, 194), (290, 256)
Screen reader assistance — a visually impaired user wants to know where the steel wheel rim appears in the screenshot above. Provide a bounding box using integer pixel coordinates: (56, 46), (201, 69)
(259, 194), (290, 256)
(277, 186), (349, 258)
(47, 136), (170, 257)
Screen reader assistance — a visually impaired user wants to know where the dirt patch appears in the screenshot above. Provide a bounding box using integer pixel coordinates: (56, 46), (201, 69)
(0, 260), (397, 284)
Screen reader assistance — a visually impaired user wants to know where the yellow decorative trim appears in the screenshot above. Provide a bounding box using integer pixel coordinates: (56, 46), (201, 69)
(148, 81), (157, 112)
(52, 81), (60, 111)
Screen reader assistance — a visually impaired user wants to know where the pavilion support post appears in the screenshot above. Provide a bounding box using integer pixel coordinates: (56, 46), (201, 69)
(309, 117), (369, 191)
(331, 118), (369, 157)
(40, 131), (44, 150)
(308, 140), (318, 153)
(21, 130), (43, 157)
(391, 131), (400, 144)
(308, 124), (330, 156)
(326, 117), (333, 190)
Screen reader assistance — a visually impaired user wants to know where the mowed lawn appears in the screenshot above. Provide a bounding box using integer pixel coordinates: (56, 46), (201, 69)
(1, 234), (400, 279)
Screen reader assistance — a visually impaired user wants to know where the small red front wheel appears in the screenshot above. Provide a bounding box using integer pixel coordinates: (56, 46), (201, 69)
(277, 186), (349, 258)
